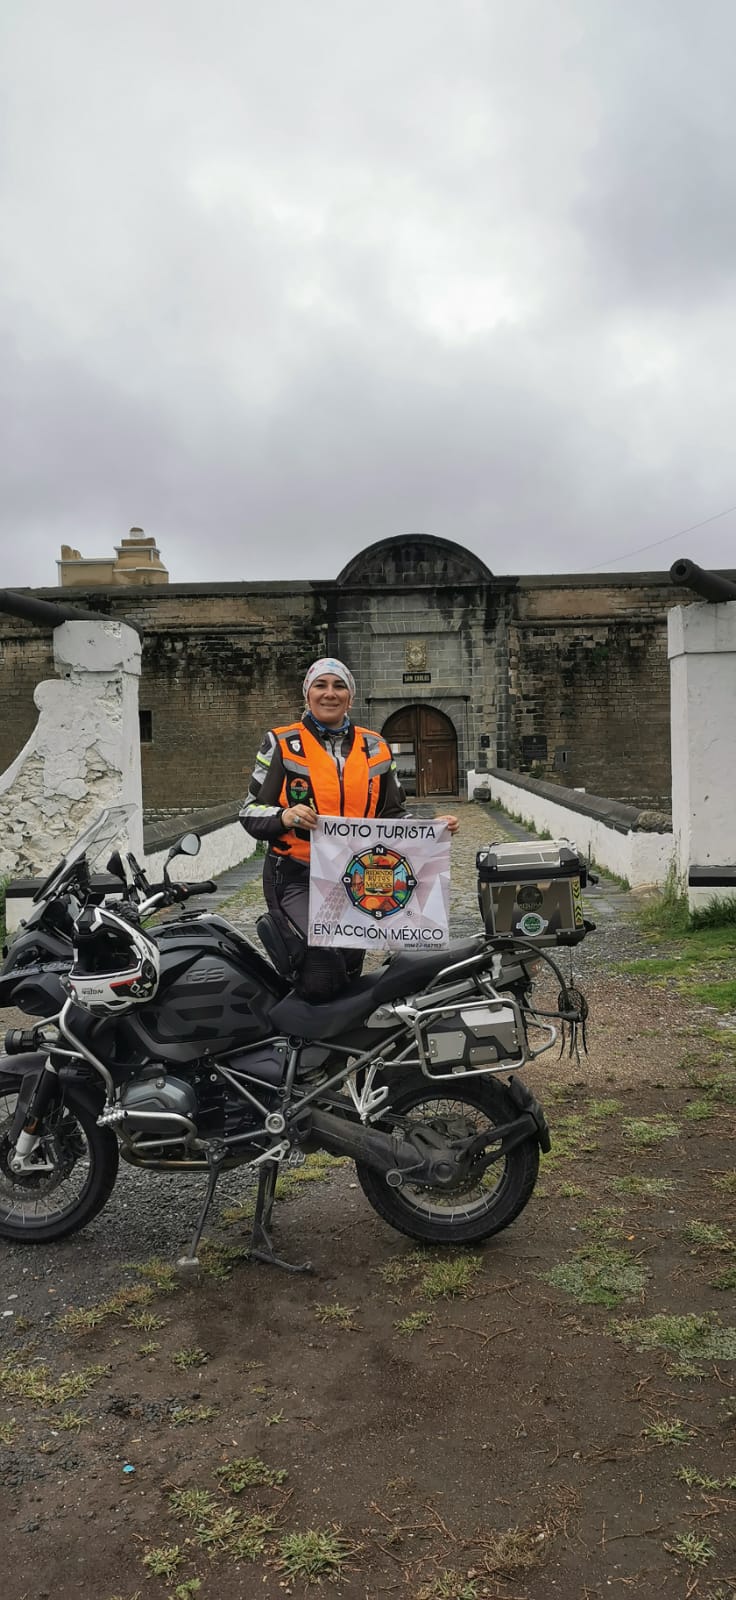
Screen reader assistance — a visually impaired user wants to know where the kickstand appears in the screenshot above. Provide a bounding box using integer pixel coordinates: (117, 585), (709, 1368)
(177, 1142), (226, 1270)
(249, 1158), (313, 1274)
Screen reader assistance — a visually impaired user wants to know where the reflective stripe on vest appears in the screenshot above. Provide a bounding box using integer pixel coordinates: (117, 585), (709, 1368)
(272, 721), (392, 863)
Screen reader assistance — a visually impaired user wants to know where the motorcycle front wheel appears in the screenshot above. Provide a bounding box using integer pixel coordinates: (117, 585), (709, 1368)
(355, 1072), (540, 1246)
(0, 1077), (119, 1243)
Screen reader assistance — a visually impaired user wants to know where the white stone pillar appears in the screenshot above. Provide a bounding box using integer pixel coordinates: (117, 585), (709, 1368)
(668, 601), (736, 911)
(0, 619), (143, 877)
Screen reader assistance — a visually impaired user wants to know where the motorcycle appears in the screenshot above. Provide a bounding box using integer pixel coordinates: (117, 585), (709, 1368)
(0, 807), (590, 1270)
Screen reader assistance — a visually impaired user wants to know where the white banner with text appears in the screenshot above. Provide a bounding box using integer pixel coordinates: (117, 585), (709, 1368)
(307, 817), (451, 950)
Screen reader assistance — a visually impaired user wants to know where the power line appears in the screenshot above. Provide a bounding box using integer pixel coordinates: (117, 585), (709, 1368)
(588, 501), (736, 571)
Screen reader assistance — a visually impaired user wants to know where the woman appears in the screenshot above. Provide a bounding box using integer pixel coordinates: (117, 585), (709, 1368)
(240, 656), (458, 999)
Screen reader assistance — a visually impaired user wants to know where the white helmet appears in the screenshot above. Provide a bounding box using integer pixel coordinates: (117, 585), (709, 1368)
(66, 905), (160, 1014)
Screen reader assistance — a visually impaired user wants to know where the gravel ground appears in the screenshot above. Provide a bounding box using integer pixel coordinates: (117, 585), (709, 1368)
(0, 801), (713, 1318)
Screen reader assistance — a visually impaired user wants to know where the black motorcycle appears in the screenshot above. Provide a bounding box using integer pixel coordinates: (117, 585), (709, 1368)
(0, 808), (588, 1270)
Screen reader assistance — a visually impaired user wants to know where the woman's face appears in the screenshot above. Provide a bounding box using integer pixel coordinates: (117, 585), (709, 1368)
(306, 673), (351, 726)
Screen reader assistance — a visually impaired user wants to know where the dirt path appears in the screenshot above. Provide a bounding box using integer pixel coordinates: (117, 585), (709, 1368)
(1, 803), (735, 1599)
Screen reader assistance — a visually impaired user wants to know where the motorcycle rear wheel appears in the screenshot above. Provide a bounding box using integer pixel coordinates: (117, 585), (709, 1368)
(0, 1077), (119, 1242)
(355, 1073), (540, 1246)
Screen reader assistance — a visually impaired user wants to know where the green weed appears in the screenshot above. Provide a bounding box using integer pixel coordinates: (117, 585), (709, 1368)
(613, 1312), (736, 1363)
(546, 1247), (647, 1307)
(127, 1258), (180, 1294)
(684, 1221), (734, 1253)
(313, 1301), (358, 1329)
(642, 1417), (692, 1445)
(215, 1455), (287, 1492)
(621, 1116), (680, 1148)
(141, 1546), (183, 1580)
(58, 1285), (152, 1333)
(418, 1256), (482, 1301)
(664, 1531), (716, 1566)
(0, 1420), (16, 1445)
(170, 1404), (218, 1426)
(171, 1347), (209, 1370)
(0, 1357), (106, 1407)
(394, 1310), (434, 1336)
(675, 1465), (732, 1491)
(57, 1409), (86, 1432)
(711, 1265), (736, 1291)
(169, 1487), (217, 1522)
(126, 1310), (168, 1332)
(713, 1172), (736, 1194)
(556, 1182), (587, 1198)
(417, 1575), (479, 1600)
(609, 1175), (676, 1198)
(172, 1582), (201, 1600)
(276, 1527), (353, 1584)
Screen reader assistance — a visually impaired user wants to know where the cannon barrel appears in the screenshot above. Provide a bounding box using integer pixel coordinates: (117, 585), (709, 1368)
(0, 589), (142, 636)
(670, 559), (736, 603)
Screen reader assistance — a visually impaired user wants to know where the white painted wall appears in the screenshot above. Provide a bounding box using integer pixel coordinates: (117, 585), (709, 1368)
(467, 771), (674, 888)
(145, 820), (257, 884)
(0, 620), (143, 879)
(668, 600), (736, 911)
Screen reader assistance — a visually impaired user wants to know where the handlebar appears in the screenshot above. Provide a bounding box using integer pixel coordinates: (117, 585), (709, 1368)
(138, 879), (218, 917)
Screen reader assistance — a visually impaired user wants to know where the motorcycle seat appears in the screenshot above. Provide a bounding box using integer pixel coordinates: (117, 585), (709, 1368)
(268, 937), (486, 1041)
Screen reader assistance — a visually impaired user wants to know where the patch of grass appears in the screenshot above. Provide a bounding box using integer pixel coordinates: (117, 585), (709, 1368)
(642, 1417), (693, 1445)
(126, 1310), (168, 1332)
(219, 1199), (255, 1227)
(228, 1513), (277, 1562)
(141, 1546), (183, 1580)
(689, 980), (736, 1012)
(683, 1098), (717, 1121)
(215, 1455), (287, 1492)
(172, 1582), (201, 1600)
(126, 1258), (180, 1294)
(479, 1525), (544, 1574)
(418, 1255), (483, 1301)
(664, 1531), (716, 1566)
(556, 1182), (587, 1198)
(613, 1312), (736, 1363)
(169, 1487), (217, 1522)
(675, 1465), (733, 1491)
(546, 1246), (647, 1308)
(621, 1116), (680, 1148)
(588, 1099), (622, 1118)
(609, 1175), (676, 1198)
(198, 1242), (248, 1281)
(690, 895), (736, 929)
(579, 1207), (626, 1241)
(58, 1285), (152, 1334)
(275, 1527), (353, 1584)
(417, 1574), (479, 1600)
(712, 1171), (736, 1194)
(314, 1301), (358, 1329)
(711, 1265), (736, 1291)
(0, 1357), (106, 1407)
(57, 1408), (86, 1432)
(171, 1347), (209, 1370)
(0, 1420), (17, 1445)
(543, 1113), (598, 1165)
(394, 1310), (434, 1336)
(637, 870), (689, 937)
(683, 1221), (734, 1253)
(138, 1341), (160, 1357)
(195, 1505), (243, 1551)
(170, 1404), (218, 1426)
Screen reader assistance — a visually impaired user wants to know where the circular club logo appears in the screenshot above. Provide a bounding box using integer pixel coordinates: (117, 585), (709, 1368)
(342, 846), (417, 920)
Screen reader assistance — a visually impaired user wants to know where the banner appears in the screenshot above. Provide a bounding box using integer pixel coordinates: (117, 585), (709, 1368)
(308, 816), (451, 950)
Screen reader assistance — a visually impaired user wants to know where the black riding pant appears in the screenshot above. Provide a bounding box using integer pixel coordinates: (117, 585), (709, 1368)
(263, 854), (364, 1002)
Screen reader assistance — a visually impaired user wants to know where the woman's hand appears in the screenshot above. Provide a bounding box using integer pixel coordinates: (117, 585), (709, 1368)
(281, 805), (318, 831)
(435, 814), (459, 835)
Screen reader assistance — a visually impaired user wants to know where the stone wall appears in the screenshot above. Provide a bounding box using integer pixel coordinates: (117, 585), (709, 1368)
(0, 544), (710, 810)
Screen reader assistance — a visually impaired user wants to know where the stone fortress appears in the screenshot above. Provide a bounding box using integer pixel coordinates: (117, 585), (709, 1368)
(0, 528), (693, 812)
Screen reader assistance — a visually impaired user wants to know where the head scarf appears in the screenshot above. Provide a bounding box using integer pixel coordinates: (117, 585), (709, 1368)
(302, 657), (356, 707)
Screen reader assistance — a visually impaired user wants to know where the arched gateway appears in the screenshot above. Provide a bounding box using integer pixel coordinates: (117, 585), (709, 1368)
(334, 534), (494, 801)
(382, 704), (458, 797)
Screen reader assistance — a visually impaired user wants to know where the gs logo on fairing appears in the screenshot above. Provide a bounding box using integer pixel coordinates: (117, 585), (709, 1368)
(342, 846), (417, 920)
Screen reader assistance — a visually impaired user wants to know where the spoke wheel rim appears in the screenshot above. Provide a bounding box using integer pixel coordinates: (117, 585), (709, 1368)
(390, 1093), (508, 1221)
(0, 1093), (94, 1226)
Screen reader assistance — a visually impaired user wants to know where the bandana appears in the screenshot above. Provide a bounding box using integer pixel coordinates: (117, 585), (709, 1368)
(302, 657), (356, 706)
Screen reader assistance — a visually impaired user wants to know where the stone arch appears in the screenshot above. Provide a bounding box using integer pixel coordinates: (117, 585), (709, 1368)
(336, 534), (492, 588)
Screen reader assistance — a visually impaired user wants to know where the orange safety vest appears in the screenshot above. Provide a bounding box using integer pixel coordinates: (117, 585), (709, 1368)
(271, 721), (394, 864)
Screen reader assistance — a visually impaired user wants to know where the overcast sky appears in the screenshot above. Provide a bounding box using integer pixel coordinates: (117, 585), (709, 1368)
(2, 0), (736, 589)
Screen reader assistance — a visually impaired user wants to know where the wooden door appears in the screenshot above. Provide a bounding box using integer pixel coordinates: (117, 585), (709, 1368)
(382, 705), (458, 797)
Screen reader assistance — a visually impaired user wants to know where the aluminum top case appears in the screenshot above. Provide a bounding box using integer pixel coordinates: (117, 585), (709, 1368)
(476, 838), (587, 939)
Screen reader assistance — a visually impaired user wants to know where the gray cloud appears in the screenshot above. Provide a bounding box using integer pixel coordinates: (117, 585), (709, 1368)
(1, 0), (736, 589)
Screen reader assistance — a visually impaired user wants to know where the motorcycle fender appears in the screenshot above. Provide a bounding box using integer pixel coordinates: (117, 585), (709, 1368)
(0, 1053), (105, 1121)
(506, 1074), (551, 1154)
